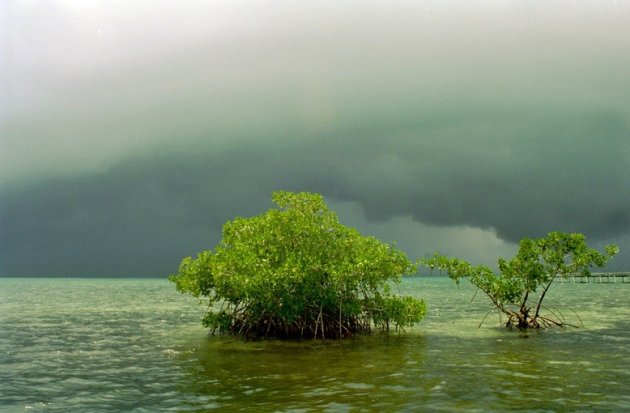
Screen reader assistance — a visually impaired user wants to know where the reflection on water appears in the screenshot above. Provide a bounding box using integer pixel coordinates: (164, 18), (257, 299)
(1, 277), (628, 412)
(180, 334), (427, 412)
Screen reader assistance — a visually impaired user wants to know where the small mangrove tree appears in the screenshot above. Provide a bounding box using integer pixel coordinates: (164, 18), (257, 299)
(422, 232), (618, 329)
(170, 191), (426, 339)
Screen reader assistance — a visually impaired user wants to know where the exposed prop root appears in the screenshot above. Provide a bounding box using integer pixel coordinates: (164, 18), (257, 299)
(502, 309), (580, 330)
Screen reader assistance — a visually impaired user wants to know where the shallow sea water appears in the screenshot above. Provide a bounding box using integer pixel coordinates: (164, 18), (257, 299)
(1, 277), (628, 412)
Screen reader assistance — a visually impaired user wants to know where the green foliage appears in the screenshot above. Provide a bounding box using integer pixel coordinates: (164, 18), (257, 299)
(170, 251), (214, 298)
(421, 232), (618, 329)
(170, 191), (426, 339)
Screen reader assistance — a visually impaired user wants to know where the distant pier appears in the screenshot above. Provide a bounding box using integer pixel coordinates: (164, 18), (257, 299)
(559, 272), (630, 283)
(420, 272), (630, 283)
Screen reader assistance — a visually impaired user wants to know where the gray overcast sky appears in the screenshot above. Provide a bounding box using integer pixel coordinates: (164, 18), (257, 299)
(1, 0), (629, 276)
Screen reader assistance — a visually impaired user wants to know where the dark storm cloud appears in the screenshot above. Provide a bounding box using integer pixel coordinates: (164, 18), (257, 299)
(1, 108), (628, 276)
(2, 1), (630, 275)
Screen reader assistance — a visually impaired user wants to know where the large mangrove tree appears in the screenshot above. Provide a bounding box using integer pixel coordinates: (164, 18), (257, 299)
(170, 191), (426, 339)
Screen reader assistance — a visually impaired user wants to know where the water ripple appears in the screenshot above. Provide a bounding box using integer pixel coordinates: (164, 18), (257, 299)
(1, 278), (629, 412)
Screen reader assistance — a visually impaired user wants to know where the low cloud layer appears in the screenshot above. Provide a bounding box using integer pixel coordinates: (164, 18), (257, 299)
(1, 1), (629, 275)
(2, 125), (628, 275)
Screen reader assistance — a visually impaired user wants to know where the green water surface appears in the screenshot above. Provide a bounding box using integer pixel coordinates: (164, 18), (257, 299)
(1, 277), (628, 412)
